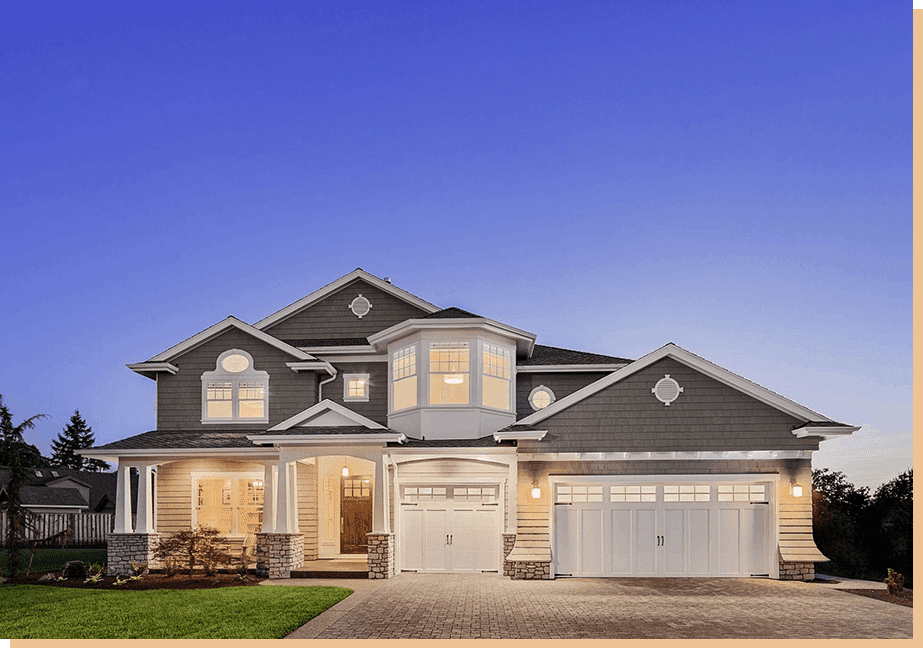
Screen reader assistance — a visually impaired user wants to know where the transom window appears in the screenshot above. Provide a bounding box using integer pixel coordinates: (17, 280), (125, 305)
(718, 484), (768, 502)
(556, 484), (604, 503)
(664, 485), (711, 502)
(429, 342), (469, 405)
(402, 484), (498, 503)
(343, 373), (370, 402)
(202, 349), (268, 423)
(482, 343), (512, 410)
(392, 345), (417, 411)
(610, 485), (657, 502)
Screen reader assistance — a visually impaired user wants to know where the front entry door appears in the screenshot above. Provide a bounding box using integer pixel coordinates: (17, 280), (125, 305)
(341, 475), (372, 554)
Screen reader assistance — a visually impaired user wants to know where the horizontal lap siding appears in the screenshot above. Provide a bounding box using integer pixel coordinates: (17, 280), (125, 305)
(323, 362), (389, 425)
(156, 327), (318, 430)
(156, 459), (265, 534)
(297, 461), (319, 559)
(519, 357), (819, 453)
(515, 372), (609, 420)
(263, 280), (430, 340)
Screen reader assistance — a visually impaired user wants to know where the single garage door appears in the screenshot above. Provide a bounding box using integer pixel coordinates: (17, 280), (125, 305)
(553, 479), (774, 577)
(400, 484), (501, 573)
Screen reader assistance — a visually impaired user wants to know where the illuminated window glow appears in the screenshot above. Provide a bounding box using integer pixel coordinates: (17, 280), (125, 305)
(482, 344), (511, 410)
(202, 350), (268, 422)
(344, 373), (370, 402)
(195, 475), (263, 535)
(429, 342), (469, 405)
(392, 345), (417, 411)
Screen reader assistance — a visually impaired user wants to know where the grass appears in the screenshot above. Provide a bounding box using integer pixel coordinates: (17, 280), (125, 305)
(0, 584), (353, 638)
(0, 548), (108, 574)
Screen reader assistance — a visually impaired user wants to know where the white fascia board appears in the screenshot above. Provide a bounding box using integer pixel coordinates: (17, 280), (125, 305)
(298, 345), (377, 355)
(517, 450), (812, 461)
(253, 269), (440, 330)
(249, 433), (405, 445)
(389, 448), (517, 461)
(77, 448), (280, 461)
(792, 425), (860, 439)
(267, 399), (387, 431)
(518, 342), (835, 426)
(515, 364), (628, 373)
(286, 360), (336, 376)
(493, 430), (547, 442)
(368, 319), (536, 355)
(314, 354), (389, 363)
(127, 362), (179, 377)
(148, 316), (315, 363)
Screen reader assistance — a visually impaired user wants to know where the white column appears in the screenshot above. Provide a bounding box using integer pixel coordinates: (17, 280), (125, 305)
(261, 463), (277, 533)
(506, 460), (518, 534)
(135, 464), (155, 533)
(288, 461), (300, 533)
(372, 453), (387, 533)
(113, 463), (133, 533)
(382, 456), (391, 534)
(275, 460), (291, 533)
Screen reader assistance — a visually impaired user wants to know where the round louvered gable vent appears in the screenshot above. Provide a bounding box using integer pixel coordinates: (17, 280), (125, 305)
(652, 374), (683, 406)
(348, 294), (372, 318)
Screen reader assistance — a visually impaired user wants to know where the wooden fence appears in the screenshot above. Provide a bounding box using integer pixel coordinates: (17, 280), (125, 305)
(0, 512), (113, 547)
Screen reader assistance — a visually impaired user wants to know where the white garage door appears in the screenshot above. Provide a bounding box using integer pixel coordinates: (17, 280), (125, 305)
(553, 479), (774, 577)
(400, 484), (501, 573)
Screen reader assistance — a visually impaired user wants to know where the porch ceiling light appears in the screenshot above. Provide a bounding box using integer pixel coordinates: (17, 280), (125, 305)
(443, 374), (464, 385)
(253, 479), (263, 489)
(342, 465), (349, 477)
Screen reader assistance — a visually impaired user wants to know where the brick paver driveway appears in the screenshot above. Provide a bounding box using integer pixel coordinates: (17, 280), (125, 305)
(281, 574), (912, 639)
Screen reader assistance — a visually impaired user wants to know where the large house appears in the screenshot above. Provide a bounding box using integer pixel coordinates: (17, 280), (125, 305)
(82, 269), (857, 579)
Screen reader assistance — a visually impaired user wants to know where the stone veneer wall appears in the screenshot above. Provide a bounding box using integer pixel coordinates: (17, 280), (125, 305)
(108, 533), (160, 576)
(367, 533), (394, 579)
(779, 560), (815, 581)
(256, 533), (304, 579)
(509, 560), (552, 580)
(502, 534), (516, 577)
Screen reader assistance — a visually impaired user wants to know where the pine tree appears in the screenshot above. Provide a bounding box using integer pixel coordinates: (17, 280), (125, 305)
(0, 395), (46, 577)
(49, 410), (110, 472)
(0, 395), (48, 468)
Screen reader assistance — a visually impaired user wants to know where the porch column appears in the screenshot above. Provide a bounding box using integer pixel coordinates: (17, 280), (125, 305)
(113, 462), (133, 533)
(261, 463), (277, 533)
(275, 460), (297, 533)
(288, 461), (300, 533)
(134, 464), (155, 534)
(506, 460), (518, 534)
(372, 453), (387, 533)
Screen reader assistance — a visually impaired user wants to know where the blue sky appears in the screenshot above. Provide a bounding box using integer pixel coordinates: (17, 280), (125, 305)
(0, 2), (911, 490)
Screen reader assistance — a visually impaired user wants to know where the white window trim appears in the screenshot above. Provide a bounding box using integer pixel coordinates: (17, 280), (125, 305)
(201, 349), (269, 424)
(428, 341), (471, 406)
(528, 385), (556, 412)
(343, 373), (371, 402)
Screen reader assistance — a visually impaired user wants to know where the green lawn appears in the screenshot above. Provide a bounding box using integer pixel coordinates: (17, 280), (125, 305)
(0, 584), (352, 639)
(0, 548), (108, 574)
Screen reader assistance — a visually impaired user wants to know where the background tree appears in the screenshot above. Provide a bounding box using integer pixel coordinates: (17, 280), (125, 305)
(867, 469), (913, 587)
(812, 468), (872, 579)
(49, 410), (110, 472)
(0, 395), (48, 468)
(0, 395), (47, 577)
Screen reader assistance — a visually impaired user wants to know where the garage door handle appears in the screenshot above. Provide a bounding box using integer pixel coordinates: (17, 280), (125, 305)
(450, 535), (453, 545)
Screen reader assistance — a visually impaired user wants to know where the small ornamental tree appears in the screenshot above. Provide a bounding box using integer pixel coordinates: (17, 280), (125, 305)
(0, 395), (48, 468)
(0, 395), (47, 577)
(50, 410), (110, 472)
(152, 526), (234, 576)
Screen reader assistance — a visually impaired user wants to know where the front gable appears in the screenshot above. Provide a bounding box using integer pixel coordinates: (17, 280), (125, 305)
(520, 356), (822, 453)
(258, 272), (438, 341)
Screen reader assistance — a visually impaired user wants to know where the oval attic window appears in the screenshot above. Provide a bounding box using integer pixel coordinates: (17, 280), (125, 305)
(529, 385), (556, 411)
(221, 353), (250, 373)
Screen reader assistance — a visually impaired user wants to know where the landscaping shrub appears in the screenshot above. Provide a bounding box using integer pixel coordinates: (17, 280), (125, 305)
(153, 526), (234, 576)
(60, 561), (88, 580)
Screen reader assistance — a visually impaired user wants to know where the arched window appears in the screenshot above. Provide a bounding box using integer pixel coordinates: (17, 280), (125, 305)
(201, 349), (269, 423)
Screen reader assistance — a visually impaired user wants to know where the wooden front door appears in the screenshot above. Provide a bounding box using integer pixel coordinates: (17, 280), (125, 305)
(341, 475), (372, 554)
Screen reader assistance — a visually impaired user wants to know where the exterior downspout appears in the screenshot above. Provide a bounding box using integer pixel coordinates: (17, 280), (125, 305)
(317, 360), (337, 401)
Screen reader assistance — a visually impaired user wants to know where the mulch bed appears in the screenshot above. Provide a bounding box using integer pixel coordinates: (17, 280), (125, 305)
(3, 572), (266, 590)
(841, 588), (913, 608)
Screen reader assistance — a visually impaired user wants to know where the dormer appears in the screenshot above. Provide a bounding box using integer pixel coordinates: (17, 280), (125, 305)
(367, 308), (536, 439)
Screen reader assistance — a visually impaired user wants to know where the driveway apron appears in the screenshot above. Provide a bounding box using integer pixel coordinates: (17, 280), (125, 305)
(275, 574), (912, 639)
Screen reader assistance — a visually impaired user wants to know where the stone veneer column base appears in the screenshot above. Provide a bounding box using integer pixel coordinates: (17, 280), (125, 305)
(502, 534), (517, 577)
(367, 533), (394, 579)
(509, 561), (552, 580)
(779, 560), (815, 581)
(256, 533), (304, 579)
(107, 533), (160, 576)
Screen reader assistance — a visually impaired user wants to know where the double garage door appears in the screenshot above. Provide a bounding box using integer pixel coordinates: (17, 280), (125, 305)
(553, 478), (775, 577)
(400, 484), (502, 573)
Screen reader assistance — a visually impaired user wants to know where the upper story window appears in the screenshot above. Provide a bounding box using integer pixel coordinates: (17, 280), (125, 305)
(393, 345), (417, 411)
(482, 343), (511, 410)
(202, 349), (269, 423)
(344, 373), (370, 402)
(429, 342), (469, 405)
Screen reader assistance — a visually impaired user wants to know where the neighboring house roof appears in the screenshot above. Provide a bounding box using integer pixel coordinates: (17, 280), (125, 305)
(253, 268), (440, 330)
(0, 466), (121, 512)
(19, 485), (88, 509)
(517, 344), (632, 366)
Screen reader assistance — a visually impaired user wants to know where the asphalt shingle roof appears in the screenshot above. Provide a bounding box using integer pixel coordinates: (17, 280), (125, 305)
(19, 485), (88, 508)
(94, 427), (399, 451)
(0, 466), (119, 512)
(283, 337), (370, 347)
(518, 344), (632, 366)
(422, 307), (485, 319)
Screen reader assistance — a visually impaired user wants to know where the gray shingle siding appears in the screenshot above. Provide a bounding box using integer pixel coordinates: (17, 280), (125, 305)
(516, 372), (610, 419)
(156, 327), (318, 430)
(262, 279), (431, 340)
(323, 362), (389, 426)
(519, 357), (819, 453)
